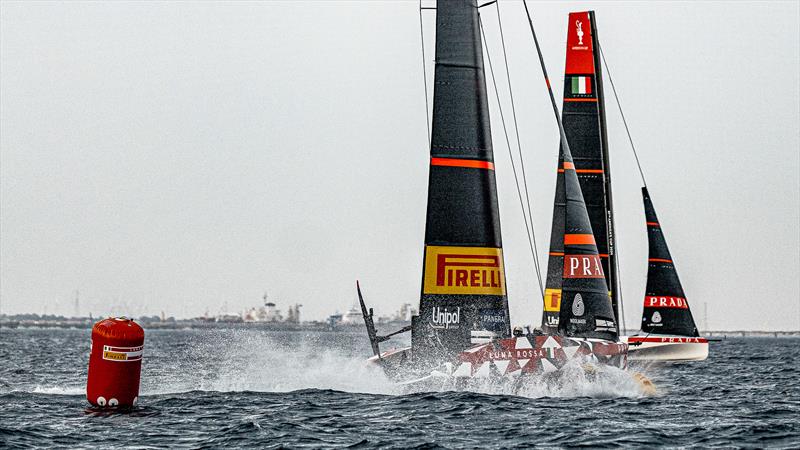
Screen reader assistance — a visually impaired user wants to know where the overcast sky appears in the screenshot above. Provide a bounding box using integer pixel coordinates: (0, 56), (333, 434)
(1, 1), (798, 330)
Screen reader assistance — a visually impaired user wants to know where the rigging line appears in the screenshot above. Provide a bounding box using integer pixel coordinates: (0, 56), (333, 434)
(419, 0), (431, 148)
(597, 40), (647, 188)
(479, 15), (544, 300)
(494, 0), (544, 298)
(520, 0), (572, 163)
(618, 281), (628, 333)
(597, 39), (635, 333)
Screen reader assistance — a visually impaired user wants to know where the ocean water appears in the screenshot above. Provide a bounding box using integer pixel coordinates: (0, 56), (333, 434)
(0, 328), (798, 448)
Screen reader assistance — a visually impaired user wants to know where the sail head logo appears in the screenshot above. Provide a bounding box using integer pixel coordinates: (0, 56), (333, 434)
(423, 246), (506, 295)
(652, 311), (662, 324)
(570, 294), (587, 325)
(572, 294), (585, 316)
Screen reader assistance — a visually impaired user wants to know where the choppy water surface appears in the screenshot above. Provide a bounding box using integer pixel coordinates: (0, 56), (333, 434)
(1, 329), (798, 448)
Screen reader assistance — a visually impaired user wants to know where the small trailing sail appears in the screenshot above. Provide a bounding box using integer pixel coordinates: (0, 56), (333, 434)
(641, 187), (699, 337)
(413, 0), (510, 361)
(542, 11), (618, 333)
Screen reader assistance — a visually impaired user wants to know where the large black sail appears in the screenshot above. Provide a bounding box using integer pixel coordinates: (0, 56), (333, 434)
(542, 11), (618, 333)
(641, 187), (699, 336)
(557, 150), (618, 341)
(412, 0), (510, 360)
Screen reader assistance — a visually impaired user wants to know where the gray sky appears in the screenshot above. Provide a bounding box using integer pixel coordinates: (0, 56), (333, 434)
(1, 1), (798, 330)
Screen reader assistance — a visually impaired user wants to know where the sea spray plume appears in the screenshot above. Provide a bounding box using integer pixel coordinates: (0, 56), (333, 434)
(136, 329), (400, 396)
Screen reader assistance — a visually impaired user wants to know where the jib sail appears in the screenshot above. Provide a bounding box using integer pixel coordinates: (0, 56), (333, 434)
(558, 149), (618, 341)
(641, 187), (699, 337)
(413, 0), (510, 360)
(542, 11), (618, 333)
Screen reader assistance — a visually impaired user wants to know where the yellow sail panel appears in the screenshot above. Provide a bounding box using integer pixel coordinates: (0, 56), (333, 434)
(423, 246), (506, 295)
(544, 289), (562, 312)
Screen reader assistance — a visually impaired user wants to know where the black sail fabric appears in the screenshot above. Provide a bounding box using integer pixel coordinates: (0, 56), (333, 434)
(558, 149), (617, 341)
(641, 187), (699, 336)
(412, 0), (510, 362)
(542, 11), (618, 334)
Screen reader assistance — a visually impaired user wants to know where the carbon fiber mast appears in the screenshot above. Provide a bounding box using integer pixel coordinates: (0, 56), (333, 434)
(640, 189), (700, 337)
(542, 11), (619, 334)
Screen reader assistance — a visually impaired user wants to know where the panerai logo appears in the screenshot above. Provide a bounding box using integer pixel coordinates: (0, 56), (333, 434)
(576, 20), (584, 45)
(431, 307), (460, 330)
(572, 294), (585, 316)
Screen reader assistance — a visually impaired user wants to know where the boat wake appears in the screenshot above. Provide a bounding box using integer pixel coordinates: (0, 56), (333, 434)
(10, 332), (654, 399)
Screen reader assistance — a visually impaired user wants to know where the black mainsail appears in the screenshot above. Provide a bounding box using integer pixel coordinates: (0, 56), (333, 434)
(412, 0), (510, 361)
(542, 11), (619, 334)
(640, 187), (699, 337)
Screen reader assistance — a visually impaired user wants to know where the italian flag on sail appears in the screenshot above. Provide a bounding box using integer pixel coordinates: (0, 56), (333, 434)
(571, 76), (592, 95)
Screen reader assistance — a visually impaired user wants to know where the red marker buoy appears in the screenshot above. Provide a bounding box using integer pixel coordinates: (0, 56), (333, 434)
(86, 317), (144, 407)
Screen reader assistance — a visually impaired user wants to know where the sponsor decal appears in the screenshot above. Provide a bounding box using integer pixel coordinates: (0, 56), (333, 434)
(102, 345), (143, 362)
(659, 337), (704, 343)
(546, 315), (560, 326)
(568, 294), (587, 324)
(630, 336), (706, 344)
(644, 296), (689, 309)
(544, 288), (561, 312)
(595, 318), (616, 332)
(488, 348), (546, 361)
(563, 254), (604, 278)
(570, 76), (592, 95)
(566, 12), (593, 73)
(479, 309), (507, 333)
(572, 294), (585, 316)
(430, 306), (460, 330)
(423, 246), (506, 295)
(652, 311), (662, 323)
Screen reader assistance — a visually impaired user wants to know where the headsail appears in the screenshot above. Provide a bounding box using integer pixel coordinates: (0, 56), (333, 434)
(558, 151), (618, 341)
(641, 187), (699, 337)
(413, 0), (510, 361)
(542, 11), (618, 333)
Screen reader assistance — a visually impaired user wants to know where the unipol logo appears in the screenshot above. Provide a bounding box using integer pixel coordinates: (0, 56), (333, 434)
(563, 254), (604, 278)
(652, 311), (662, 323)
(423, 246), (506, 295)
(644, 296), (689, 309)
(431, 307), (460, 330)
(572, 294), (585, 316)
(576, 20), (584, 45)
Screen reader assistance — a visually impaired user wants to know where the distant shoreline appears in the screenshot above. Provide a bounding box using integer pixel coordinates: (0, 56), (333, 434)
(0, 317), (797, 337)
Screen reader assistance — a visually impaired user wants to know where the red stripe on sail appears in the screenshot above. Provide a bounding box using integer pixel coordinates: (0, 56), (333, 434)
(558, 168), (603, 173)
(563, 254), (605, 278)
(564, 234), (596, 245)
(646, 222), (660, 227)
(430, 157), (494, 170)
(649, 258), (673, 263)
(644, 296), (689, 309)
(564, 98), (598, 103)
